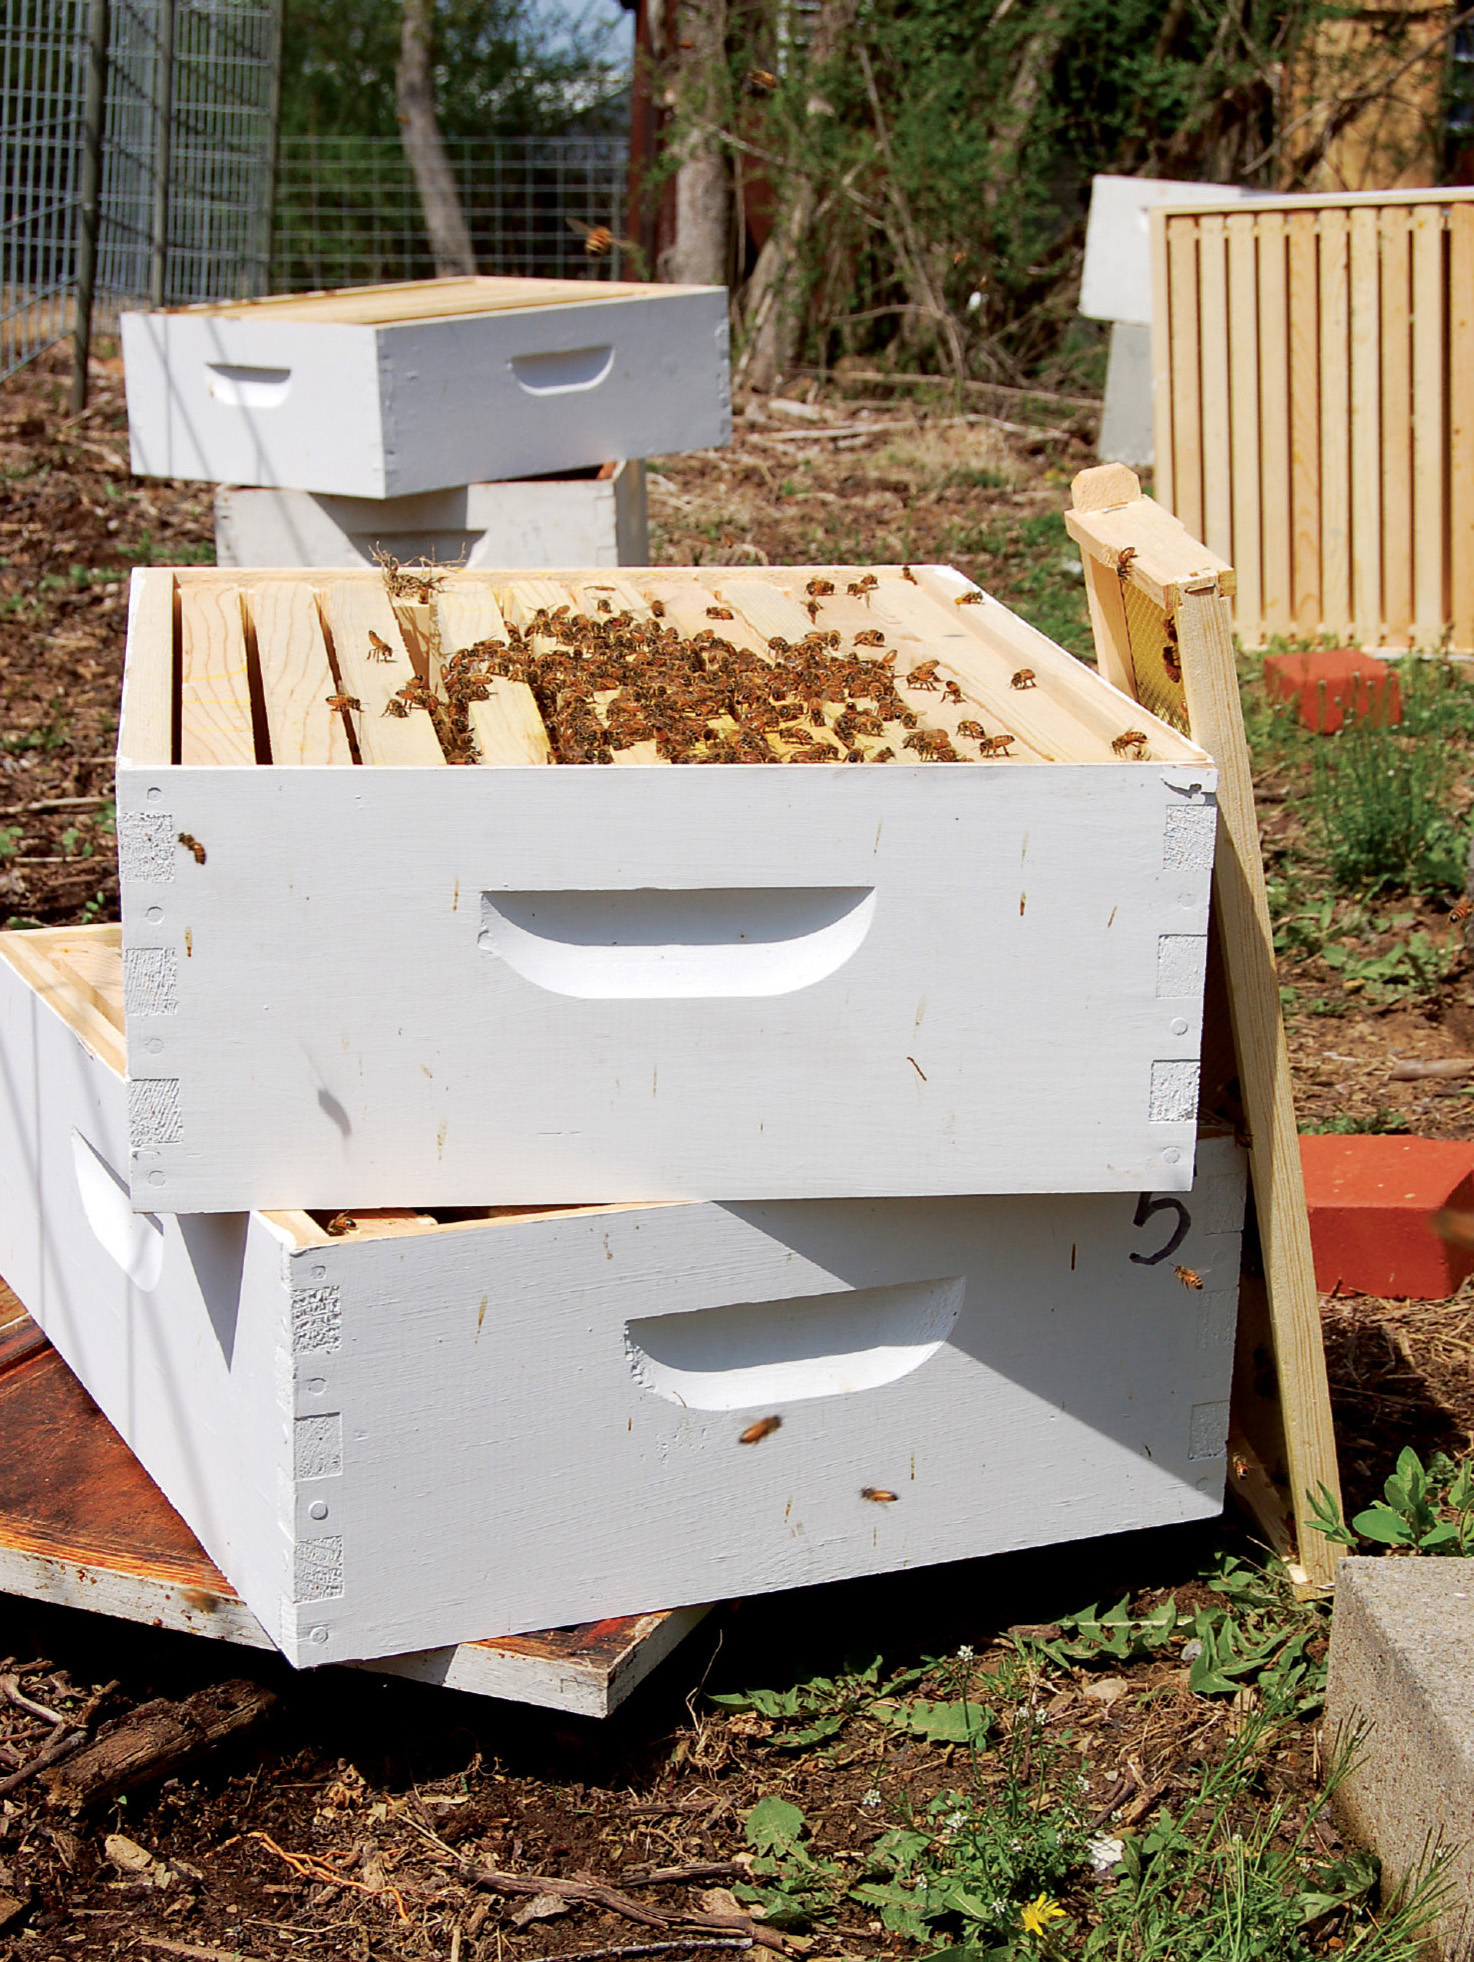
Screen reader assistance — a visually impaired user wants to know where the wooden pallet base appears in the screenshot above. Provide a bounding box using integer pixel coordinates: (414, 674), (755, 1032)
(0, 1282), (708, 1718)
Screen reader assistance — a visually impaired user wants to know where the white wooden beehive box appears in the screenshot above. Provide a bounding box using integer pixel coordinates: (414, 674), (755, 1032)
(214, 460), (649, 571)
(0, 927), (1247, 1668)
(116, 561), (1218, 1213)
(121, 277), (730, 498)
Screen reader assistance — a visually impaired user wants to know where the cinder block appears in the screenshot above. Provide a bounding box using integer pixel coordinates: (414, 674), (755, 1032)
(1300, 1135), (1474, 1299)
(1325, 1558), (1474, 1955)
(1263, 649), (1402, 733)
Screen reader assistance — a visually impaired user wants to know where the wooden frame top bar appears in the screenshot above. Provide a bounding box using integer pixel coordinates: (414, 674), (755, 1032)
(156, 275), (717, 326)
(1157, 185), (1474, 219)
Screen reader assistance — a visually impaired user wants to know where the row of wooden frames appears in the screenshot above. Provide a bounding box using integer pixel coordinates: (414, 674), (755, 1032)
(128, 566), (1204, 770)
(1153, 195), (1474, 652)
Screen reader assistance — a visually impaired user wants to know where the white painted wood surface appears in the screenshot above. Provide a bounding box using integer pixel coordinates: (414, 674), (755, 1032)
(122, 282), (730, 496)
(1081, 176), (1249, 327)
(214, 463), (649, 571)
(0, 929), (1245, 1667)
(116, 564), (1218, 1210)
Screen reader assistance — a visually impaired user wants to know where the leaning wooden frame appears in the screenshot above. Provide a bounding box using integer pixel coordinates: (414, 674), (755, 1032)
(1067, 462), (1344, 1589)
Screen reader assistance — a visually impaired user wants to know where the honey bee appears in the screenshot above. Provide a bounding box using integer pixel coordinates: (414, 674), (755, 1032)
(326, 692), (362, 714)
(906, 660), (942, 691)
(872, 746), (896, 762)
(1452, 898), (1473, 924)
(904, 729), (959, 760)
(768, 636), (791, 654)
(366, 630), (396, 663)
(943, 679), (963, 703)
(805, 599), (822, 622)
(1011, 669), (1037, 690)
(739, 1414), (782, 1444)
(847, 574), (878, 602)
(1116, 545), (1137, 578)
(1112, 730), (1150, 757)
(861, 1487), (899, 1503)
(596, 597), (612, 614)
(707, 605), (734, 620)
(901, 564), (918, 584)
(979, 734), (1015, 757)
(176, 831), (207, 864)
(956, 719), (987, 741)
(1174, 1265), (1204, 1290)
(326, 1213), (355, 1236)
(563, 217), (640, 258)
(806, 578), (835, 597)
(651, 599), (667, 618)
(1162, 645), (1183, 684)
(854, 629), (885, 648)
(746, 65), (779, 93)
(954, 589), (984, 606)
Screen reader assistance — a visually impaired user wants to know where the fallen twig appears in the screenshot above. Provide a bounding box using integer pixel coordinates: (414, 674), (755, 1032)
(0, 1678), (118, 1800)
(1389, 1057), (1474, 1081)
(546, 1944), (752, 1962)
(462, 1863), (790, 1954)
(137, 1937), (271, 1962)
(249, 1831), (412, 1922)
(0, 1675), (65, 1725)
(621, 1864), (743, 1889)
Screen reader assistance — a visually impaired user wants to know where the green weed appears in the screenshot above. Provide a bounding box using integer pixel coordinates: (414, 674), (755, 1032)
(1311, 1447), (1474, 1555)
(1310, 718), (1464, 894)
(1301, 1109), (1412, 1136)
(0, 825), (20, 860)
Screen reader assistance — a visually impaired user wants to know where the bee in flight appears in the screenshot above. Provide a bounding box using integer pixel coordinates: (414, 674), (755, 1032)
(564, 217), (642, 259)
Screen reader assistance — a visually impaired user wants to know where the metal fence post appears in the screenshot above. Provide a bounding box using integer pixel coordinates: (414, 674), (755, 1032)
(149, 0), (176, 308)
(70, 0), (110, 416)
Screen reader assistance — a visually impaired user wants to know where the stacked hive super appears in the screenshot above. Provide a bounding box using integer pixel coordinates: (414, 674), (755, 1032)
(0, 558), (1247, 1670)
(121, 275), (734, 570)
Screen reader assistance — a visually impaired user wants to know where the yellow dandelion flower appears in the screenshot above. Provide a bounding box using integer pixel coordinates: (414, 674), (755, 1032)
(1020, 1893), (1066, 1938)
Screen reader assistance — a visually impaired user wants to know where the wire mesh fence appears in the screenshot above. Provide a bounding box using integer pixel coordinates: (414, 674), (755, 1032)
(0, 0), (89, 375)
(0, 0), (280, 385)
(271, 135), (633, 291)
(97, 0), (280, 320)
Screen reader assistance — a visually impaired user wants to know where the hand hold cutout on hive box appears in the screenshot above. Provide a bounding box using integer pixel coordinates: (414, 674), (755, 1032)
(477, 887), (877, 998)
(626, 1275), (965, 1409)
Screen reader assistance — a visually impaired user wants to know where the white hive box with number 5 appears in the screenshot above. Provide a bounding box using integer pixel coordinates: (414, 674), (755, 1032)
(114, 561), (1218, 1214)
(121, 276), (730, 498)
(0, 927), (1247, 1667)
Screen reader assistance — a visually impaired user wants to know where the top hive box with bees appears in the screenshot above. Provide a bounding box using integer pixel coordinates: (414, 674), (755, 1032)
(121, 276), (731, 499)
(115, 561), (1217, 1213)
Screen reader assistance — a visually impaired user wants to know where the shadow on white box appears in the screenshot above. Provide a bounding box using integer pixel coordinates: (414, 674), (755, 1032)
(214, 461), (649, 571)
(0, 928), (1247, 1670)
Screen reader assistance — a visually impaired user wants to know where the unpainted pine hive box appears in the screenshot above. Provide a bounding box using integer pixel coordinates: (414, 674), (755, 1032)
(0, 927), (1248, 1668)
(214, 460), (649, 571)
(116, 561), (1219, 1213)
(121, 276), (730, 498)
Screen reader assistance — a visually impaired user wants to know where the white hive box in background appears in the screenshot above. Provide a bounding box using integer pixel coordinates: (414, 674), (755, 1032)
(214, 461), (649, 571)
(1081, 176), (1250, 327)
(122, 277), (730, 497)
(0, 928), (1247, 1668)
(114, 562), (1218, 1212)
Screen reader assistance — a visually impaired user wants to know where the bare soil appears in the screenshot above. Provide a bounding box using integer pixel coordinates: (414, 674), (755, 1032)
(0, 348), (1469, 1960)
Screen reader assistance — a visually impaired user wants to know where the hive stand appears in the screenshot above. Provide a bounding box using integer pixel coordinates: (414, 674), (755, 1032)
(1067, 463), (1343, 1589)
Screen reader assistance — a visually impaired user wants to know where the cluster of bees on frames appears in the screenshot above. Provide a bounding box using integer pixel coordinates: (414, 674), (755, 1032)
(426, 574), (1025, 766)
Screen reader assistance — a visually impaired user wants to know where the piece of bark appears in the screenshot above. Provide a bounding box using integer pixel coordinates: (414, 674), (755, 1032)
(1387, 1057), (1474, 1081)
(42, 1679), (275, 1812)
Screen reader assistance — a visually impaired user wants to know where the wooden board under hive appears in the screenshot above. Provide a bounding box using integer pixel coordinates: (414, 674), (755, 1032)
(0, 926), (1246, 1668)
(115, 562), (1218, 1212)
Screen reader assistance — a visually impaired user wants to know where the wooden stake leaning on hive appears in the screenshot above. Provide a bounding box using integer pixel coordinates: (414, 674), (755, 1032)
(1065, 462), (1342, 1590)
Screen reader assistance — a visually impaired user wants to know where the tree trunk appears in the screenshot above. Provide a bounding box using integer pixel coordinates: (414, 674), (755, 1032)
(659, 0), (730, 287)
(738, 0), (857, 392)
(397, 0), (477, 278)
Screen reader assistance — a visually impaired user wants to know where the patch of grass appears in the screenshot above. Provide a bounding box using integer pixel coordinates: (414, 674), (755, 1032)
(1302, 1108), (1412, 1136)
(711, 1549), (1447, 1958)
(1310, 717), (1465, 895)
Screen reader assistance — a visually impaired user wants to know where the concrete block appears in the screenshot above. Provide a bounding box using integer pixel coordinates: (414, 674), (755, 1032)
(1300, 1135), (1474, 1300)
(1325, 1557), (1474, 1955)
(1264, 648), (1402, 733)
